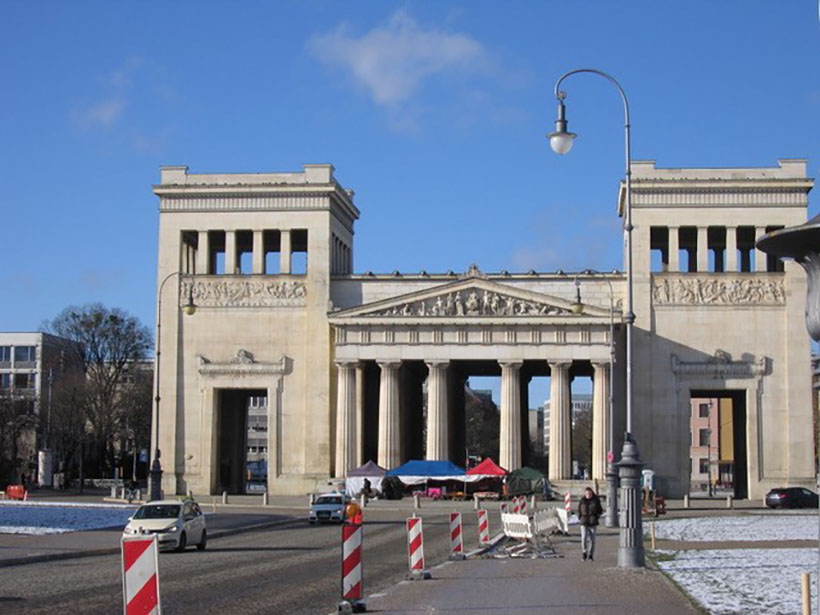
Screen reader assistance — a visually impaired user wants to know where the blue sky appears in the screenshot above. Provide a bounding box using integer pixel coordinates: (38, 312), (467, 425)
(2, 2), (819, 399)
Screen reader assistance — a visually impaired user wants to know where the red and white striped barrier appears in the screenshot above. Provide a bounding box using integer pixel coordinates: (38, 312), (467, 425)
(564, 492), (571, 516)
(518, 496), (528, 516)
(511, 498), (520, 514)
(339, 522), (364, 612)
(500, 502), (509, 515)
(121, 535), (161, 615)
(406, 516), (431, 579)
(477, 509), (490, 545)
(449, 512), (464, 559)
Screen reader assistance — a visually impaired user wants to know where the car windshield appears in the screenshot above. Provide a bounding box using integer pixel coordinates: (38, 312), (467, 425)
(315, 496), (342, 506)
(134, 504), (181, 519)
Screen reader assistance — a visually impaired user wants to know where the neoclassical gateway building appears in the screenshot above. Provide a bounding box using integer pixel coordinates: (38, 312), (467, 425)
(152, 159), (814, 500)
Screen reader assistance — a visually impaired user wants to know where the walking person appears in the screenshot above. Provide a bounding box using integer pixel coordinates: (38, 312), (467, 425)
(578, 487), (603, 561)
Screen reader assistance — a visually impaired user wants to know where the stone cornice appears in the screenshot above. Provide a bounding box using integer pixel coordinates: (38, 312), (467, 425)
(671, 351), (768, 380)
(197, 350), (291, 377)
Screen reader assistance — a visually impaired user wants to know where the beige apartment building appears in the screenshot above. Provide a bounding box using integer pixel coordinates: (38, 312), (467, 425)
(151, 159), (814, 499)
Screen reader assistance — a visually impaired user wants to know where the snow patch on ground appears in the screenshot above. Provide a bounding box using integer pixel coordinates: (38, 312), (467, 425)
(657, 548), (819, 615)
(650, 514), (818, 541)
(0, 502), (136, 534)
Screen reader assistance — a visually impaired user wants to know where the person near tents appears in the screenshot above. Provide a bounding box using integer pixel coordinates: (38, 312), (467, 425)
(577, 487), (603, 561)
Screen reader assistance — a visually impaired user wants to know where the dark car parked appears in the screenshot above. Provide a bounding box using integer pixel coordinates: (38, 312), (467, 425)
(765, 487), (819, 509)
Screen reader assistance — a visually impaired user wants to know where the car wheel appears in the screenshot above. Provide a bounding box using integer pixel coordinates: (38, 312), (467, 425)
(175, 531), (187, 553)
(197, 530), (207, 551)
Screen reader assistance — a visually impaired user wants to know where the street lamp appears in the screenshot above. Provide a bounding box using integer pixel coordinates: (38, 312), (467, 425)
(573, 270), (620, 528)
(549, 68), (644, 568)
(149, 272), (196, 503)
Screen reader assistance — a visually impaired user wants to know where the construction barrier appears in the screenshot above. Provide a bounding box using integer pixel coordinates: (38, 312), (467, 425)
(564, 492), (571, 516)
(406, 516), (431, 580)
(6, 485), (26, 500)
(449, 512), (464, 559)
(121, 535), (161, 615)
(512, 498), (520, 514)
(477, 509), (490, 545)
(339, 522), (365, 613)
(518, 496), (528, 516)
(500, 502), (509, 515)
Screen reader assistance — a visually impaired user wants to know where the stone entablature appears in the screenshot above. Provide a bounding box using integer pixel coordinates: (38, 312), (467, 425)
(197, 349), (291, 377)
(671, 350), (768, 380)
(651, 273), (786, 306)
(180, 276), (307, 308)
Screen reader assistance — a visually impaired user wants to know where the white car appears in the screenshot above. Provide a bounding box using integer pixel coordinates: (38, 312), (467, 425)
(309, 493), (347, 524)
(123, 500), (207, 552)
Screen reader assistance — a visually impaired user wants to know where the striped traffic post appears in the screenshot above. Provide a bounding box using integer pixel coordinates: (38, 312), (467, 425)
(500, 502), (509, 515)
(512, 497), (520, 514)
(338, 522), (365, 614)
(518, 496), (528, 516)
(121, 535), (161, 615)
(406, 516), (431, 580)
(477, 509), (490, 545)
(449, 512), (464, 560)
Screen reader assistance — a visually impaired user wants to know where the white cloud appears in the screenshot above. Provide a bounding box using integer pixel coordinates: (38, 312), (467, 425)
(72, 98), (126, 130)
(307, 10), (485, 106)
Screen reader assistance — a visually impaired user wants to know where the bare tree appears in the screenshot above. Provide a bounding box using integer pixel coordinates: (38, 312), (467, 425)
(0, 393), (37, 485)
(43, 303), (152, 479)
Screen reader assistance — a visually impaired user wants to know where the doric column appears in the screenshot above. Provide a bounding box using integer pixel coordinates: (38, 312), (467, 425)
(355, 364), (365, 467)
(726, 226), (737, 272)
(425, 361), (449, 460)
(591, 362), (611, 481)
(197, 231), (210, 274)
(225, 230), (237, 274)
(377, 361), (401, 469)
(548, 361), (571, 480)
(668, 226), (679, 272)
(280, 229), (292, 274)
(252, 230), (264, 274)
(755, 226), (767, 272)
(334, 361), (358, 478)
(696, 226), (708, 272)
(499, 361), (523, 471)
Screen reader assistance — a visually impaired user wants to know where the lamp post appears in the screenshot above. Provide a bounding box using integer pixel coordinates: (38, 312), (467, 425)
(757, 217), (820, 612)
(572, 270), (620, 528)
(549, 68), (644, 568)
(149, 272), (196, 503)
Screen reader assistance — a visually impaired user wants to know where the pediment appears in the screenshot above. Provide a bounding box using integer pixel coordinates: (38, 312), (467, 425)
(330, 277), (611, 320)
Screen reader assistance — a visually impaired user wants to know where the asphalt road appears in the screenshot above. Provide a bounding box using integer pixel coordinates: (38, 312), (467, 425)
(0, 509), (461, 615)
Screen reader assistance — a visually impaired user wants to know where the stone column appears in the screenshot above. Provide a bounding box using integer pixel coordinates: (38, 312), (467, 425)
(755, 226), (767, 272)
(425, 361), (449, 460)
(499, 361), (523, 471)
(726, 226), (738, 272)
(696, 226), (709, 272)
(377, 361), (401, 469)
(280, 230), (292, 274)
(591, 362), (611, 481)
(355, 364), (365, 467)
(225, 230), (237, 274)
(334, 362), (358, 478)
(197, 231), (210, 274)
(548, 361), (571, 480)
(252, 230), (264, 274)
(668, 226), (679, 272)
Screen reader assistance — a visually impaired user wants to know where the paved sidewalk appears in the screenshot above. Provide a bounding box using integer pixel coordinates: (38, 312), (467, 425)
(364, 528), (703, 614)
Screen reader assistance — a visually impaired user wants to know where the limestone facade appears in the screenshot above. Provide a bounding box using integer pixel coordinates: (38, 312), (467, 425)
(152, 159), (814, 499)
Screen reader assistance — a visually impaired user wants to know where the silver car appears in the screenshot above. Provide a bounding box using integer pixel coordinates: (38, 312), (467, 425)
(123, 500), (207, 552)
(309, 493), (347, 524)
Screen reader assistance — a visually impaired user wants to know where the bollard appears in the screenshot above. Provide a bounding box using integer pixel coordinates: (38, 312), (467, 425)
(683, 494), (690, 509)
(359, 494), (366, 510)
(136, 489), (141, 502)
(473, 494), (479, 510)
(530, 495), (536, 511)
(449, 512), (465, 560)
(413, 493), (420, 509)
(338, 522), (365, 614)
(222, 491), (228, 505)
(120, 487), (127, 500)
(801, 572), (810, 615)
(262, 491), (269, 506)
(726, 495), (733, 509)
(650, 522), (656, 550)
(477, 509), (490, 545)
(110, 485), (117, 499)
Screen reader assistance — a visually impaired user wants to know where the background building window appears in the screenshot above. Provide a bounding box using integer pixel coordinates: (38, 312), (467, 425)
(13, 373), (35, 389)
(699, 458), (709, 474)
(0, 373), (11, 388)
(699, 428), (710, 446)
(698, 403), (710, 418)
(0, 346), (10, 362)
(13, 346), (36, 363)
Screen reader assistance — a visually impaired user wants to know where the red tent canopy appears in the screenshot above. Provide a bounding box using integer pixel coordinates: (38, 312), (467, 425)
(466, 458), (508, 476)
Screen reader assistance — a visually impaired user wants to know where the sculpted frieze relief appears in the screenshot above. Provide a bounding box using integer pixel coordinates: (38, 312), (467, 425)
(181, 277), (306, 308)
(652, 276), (785, 306)
(365, 289), (572, 318)
(671, 351), (767, 380)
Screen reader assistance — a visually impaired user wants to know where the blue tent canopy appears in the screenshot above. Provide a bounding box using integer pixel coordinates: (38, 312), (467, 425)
(385, 459), (467, 485)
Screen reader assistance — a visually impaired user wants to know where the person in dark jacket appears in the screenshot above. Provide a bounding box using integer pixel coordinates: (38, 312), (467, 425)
(577, 487), (603, 561)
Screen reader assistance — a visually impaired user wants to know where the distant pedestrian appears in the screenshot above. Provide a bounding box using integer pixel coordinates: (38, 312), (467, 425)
(577, 487), (603, 561)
